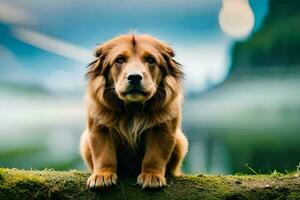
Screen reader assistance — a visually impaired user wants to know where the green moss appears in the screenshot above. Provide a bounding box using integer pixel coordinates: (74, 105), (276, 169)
(0, 168), (299, 200)
(287, 192), (300, 200)
(0, 168), (5, 180)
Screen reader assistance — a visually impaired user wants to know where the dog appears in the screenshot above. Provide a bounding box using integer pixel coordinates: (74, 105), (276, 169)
(80, 34), (188, 189)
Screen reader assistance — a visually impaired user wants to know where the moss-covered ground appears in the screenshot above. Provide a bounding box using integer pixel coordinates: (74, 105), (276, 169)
(0, 168), (299, 200)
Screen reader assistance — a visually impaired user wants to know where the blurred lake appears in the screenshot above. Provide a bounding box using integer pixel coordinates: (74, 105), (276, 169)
(0, 0), (299, 174)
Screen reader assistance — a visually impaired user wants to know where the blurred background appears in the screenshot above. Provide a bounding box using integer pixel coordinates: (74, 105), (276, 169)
(0, 0), (299, 174)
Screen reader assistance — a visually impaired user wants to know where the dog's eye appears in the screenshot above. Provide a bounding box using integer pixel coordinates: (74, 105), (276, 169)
(115, 56), (126, 64)
(145, 56), (156, 65)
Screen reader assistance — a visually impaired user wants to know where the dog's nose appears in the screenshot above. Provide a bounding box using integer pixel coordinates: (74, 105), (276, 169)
(127, 74), (143, 85)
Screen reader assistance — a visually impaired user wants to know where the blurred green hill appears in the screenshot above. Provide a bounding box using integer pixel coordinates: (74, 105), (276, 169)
(183, 0), (300, 174)
(231, 0), (300, 73)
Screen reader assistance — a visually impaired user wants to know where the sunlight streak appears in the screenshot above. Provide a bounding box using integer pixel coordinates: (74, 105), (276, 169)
(11, 27), (93, 63)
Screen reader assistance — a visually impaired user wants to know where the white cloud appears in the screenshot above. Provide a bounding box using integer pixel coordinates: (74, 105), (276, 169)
(174, 39), (230, 92)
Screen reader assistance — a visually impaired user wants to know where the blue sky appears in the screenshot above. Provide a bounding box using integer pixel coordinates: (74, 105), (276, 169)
(0, 0), (269, 93)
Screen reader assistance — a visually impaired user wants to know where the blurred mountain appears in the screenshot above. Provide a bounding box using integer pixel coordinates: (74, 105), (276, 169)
(183, 0), (300, 173)
(231, 0), (300, 75)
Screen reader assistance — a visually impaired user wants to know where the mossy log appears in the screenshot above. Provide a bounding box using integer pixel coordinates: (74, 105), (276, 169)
(0, 168), (299, 200)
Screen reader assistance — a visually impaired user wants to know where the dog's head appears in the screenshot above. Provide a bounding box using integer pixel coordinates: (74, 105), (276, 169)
(86, 34), (183, 109)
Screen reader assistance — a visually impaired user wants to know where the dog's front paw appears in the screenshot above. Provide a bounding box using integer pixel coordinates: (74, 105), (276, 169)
(137, 172), (166, 189)
(87, 170), (117, 189)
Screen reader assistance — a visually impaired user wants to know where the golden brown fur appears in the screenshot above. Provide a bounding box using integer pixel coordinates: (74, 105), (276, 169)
(80, 34), (188, 189)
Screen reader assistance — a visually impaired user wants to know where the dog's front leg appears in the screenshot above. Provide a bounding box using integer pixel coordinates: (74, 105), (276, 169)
(87, 127), (118, 189)
(137, 125), (176, 188)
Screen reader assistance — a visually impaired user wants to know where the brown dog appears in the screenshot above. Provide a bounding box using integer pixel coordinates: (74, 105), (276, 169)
(80, 34), (188, 189)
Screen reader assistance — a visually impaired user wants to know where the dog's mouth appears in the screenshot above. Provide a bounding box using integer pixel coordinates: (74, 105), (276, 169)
(123, 87), (148, 96)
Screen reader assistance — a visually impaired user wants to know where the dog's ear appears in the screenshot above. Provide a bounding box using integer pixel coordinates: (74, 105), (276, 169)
(159, 44), (183, 79)
(86, 58), (101, 79)
(163, 45), (175, 57)
(86, 43), (112, 79)
(146, 41), (183, 109)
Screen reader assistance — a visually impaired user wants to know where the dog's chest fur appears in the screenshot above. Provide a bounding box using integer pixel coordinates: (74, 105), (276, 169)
(116, 104), (153, 146)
